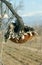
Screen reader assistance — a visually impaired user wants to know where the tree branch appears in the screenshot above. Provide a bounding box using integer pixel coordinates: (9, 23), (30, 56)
(0, 0), (24, 29)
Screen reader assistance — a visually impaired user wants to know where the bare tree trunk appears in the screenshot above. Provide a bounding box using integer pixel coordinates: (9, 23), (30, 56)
(0, 0), (24, 30)
(0, 1), (3, 28)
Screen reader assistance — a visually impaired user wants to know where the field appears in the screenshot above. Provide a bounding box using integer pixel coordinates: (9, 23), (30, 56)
(0, 29), (42, 65)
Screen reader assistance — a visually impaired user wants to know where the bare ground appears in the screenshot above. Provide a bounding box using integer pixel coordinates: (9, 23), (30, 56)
(0, 31), (42, 65)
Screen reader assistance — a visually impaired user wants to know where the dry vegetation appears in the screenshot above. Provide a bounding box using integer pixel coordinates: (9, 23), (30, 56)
(0, 25), (42, 65)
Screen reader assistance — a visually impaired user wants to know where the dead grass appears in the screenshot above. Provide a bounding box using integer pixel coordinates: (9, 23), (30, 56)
(0, 27), (42, 65)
